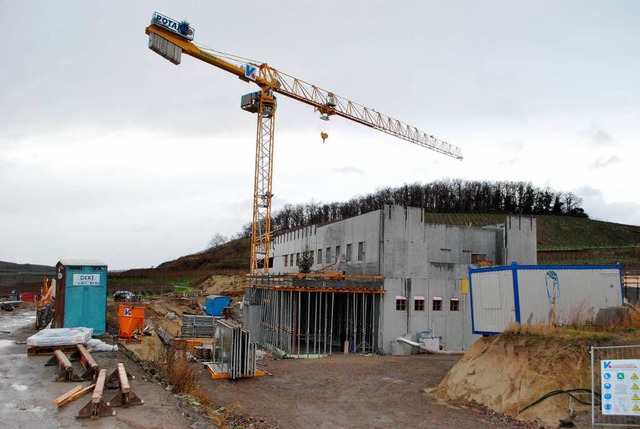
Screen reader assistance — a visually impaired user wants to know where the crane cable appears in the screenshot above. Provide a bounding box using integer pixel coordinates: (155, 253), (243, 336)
(197, 43), (263, 68)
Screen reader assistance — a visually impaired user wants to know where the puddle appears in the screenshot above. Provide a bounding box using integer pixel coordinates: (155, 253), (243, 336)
(0, 339), (14, 349)
(11, 384), (28, 392)
(0, 310), (36, 331)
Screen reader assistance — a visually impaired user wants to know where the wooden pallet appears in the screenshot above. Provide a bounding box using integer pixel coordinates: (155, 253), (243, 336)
(27, 344), (84, 356)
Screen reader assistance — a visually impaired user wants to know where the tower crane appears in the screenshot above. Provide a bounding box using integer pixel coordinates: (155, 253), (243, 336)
(145, 12), (463, 276)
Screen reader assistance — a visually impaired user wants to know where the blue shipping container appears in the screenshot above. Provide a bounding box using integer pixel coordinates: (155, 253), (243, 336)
(205, 295), (232, 317)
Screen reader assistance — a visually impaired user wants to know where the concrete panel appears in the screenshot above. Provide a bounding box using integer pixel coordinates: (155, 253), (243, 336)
(426, 225), (498, 266)
(271, 211), (382, 275)
(504, 216), (537, 264)
(380, 277), (410, 354)
(242, 303), (262, 343)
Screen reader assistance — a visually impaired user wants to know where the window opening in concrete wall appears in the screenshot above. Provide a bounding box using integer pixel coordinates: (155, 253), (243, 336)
(358, 242), (365, 261)
(310, 250), (315, 265)
(336, 246), (341, 262)
(450, 298), (460, 311)
(318, 249), (323, 265)
(284, 255), (288, 267)
(296, 253), (300, 265)
(326, 247), (331, 264)
(433, 296), (443, 311)
(471, 253), (487, 263)
(396, 296), (407, 311)
(346, 243), (352, 262)
(289, 254), (293, 266)
(414, 296), (425, 311)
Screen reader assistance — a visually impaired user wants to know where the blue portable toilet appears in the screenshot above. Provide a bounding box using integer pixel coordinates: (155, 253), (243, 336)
(205, 295), (232, 317)
(53, 259), (107, 335)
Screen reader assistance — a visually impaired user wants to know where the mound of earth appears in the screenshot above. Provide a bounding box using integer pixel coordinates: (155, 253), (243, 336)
(435, 328), (630, 426)
(200, 274), (245, 297)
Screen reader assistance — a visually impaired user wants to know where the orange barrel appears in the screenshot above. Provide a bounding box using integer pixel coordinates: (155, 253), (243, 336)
(118, 304), (146, 341)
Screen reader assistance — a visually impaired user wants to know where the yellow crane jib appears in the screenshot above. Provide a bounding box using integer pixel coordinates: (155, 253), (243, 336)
(145, 12), (463, 276)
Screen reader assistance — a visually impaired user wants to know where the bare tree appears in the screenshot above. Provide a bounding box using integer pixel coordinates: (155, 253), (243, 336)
(207, 233), (228, 250)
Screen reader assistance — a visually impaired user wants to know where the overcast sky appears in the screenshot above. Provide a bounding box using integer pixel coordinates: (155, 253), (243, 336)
(1, 1), (638, 270)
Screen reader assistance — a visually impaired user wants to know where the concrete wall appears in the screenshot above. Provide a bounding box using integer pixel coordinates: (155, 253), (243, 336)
(268, 206), (538, 354)
(271, 210), (382, 275)
(503, 216), (537, 265)
(381, 276), (474, 352)
(379, 206), (499, 352)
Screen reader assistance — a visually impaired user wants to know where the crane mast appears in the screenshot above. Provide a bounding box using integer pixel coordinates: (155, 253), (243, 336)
(145, 13), (463, 276)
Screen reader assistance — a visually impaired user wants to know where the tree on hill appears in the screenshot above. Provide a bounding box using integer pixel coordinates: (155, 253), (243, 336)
(271, 179), (587, 232)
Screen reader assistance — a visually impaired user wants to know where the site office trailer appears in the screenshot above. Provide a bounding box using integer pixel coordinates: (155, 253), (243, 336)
(469, 263), (623, 335)
(53, 259), (108, 335)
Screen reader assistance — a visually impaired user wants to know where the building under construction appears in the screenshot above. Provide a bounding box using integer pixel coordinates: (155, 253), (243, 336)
(243, 205), (537, 356)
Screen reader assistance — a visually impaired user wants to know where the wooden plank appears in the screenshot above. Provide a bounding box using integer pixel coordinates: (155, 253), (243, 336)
(57, 383), (95, 407)
(28, 344), (79, 356)
(52, 385), (82, 406)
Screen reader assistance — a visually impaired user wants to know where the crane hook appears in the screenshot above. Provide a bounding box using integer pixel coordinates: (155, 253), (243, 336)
(320, 132), (328, 143)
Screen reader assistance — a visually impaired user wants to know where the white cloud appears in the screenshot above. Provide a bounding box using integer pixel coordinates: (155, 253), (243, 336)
(576, 186), (640, 225)
(1, 1), (639, 269)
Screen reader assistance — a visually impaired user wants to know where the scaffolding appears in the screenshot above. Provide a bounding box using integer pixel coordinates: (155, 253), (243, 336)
(245, 273), (384, 357)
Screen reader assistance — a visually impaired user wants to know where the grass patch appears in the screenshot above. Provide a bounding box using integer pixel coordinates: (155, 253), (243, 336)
(152, 345), (199, 395)
(502, 302), (640, 344)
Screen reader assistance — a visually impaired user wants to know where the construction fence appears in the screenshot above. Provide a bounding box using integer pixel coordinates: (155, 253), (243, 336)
(592, 344), (640, 427)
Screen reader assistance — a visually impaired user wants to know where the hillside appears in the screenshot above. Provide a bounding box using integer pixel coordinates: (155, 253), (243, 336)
(422, 214), (640, 270)
(0, 261), (55, 290)
(156, 238), (250, 272)
(152, 213), (640, 273)
(422, 213), (640, 249)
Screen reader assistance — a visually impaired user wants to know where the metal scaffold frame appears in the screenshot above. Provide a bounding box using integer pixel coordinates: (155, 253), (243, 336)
(246, 286), (382, 357)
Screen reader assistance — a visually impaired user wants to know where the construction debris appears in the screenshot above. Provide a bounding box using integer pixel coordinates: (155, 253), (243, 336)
(52, 383), (96, 407)
(52, 385), (82, 406)
(181, 314), (216, 338)
(194, 342), (213, 362)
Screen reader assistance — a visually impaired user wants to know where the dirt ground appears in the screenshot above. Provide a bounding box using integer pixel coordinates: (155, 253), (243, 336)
(190, 352), (543, 428)
(1, 306), (540, 429)
(0, 277), (557, 429)
(107, 277), (546, 428)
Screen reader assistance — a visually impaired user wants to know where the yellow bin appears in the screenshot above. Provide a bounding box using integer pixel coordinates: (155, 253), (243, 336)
(118, 304), (145, 342)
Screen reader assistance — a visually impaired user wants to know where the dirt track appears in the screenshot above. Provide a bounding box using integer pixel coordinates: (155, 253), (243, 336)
(193, 352), (538, 428)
